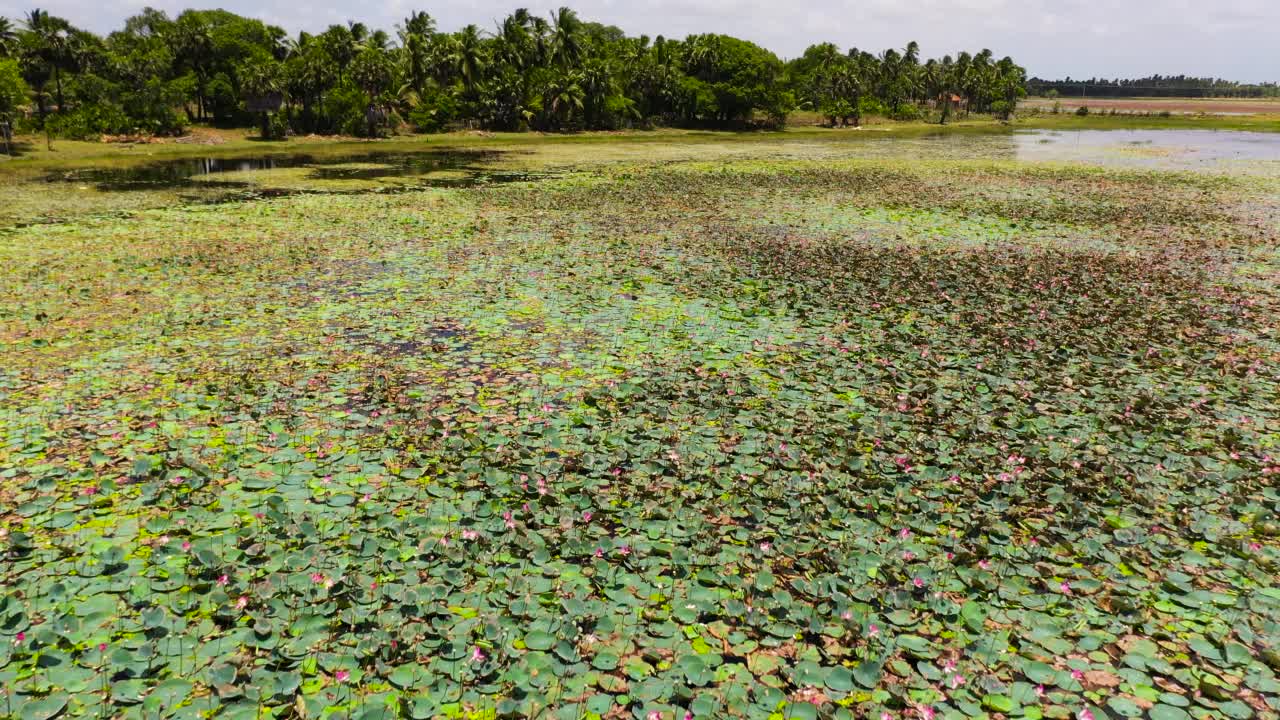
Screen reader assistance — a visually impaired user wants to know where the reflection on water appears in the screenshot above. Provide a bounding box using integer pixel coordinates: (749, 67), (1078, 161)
(1011, 129), (1280, 168)
(43, 149), (548, 196)
(886, 128), (1280, 170)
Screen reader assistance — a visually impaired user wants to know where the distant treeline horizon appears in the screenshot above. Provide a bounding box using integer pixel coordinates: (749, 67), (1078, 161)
(1027, 76), (1279, 99)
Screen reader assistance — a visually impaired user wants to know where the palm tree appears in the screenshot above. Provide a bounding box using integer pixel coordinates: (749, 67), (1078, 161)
(923, 56), (958, 124)
(402, 31), (430, 96)
(684, 34), (719, 81)
(495, 11), (533, 70)
(450, 24), (486, 93)
(0, 17), (17, 56)
(350, 46), (395, 135)
(548, 7), (582, 69)
(543, 70), (583, 129)
(239, 57), (283, 137)
(579, 57), (613, 127)
(366, 30), (391, 52)
(174, 14), (215, 120)
(23, 9), (74, 112)
(398, 11), (435, 41)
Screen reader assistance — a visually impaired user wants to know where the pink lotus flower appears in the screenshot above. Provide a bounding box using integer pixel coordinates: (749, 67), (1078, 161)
(581, 511), (592, 522)
(98, 643), (107, 652)
(1059, 581), (1072, 595)
(1248, 542), (1261, 552)
(1035, 685), (1046, 698)
(1071, 669), (1084, 681)
(978, 559), (992, 570)
(335, 669), (350, 683)
(216, 574), (228, 586)
(898, 528), (912, 539)
(181, 541), (192, 552)
(594, 547), (604, 558)
(471, 647), (486, 662)
(881, 714), (894, 720)
(647, 713), (663, 720)
(503, 511), (515, 530)
(462, 529), (479, 541)
(13, 632), (24, 645)
(684, 713), (693, 720)
(867, 623), (880, 636)
(912, 577), (925, 589)
(311, 573), (325, 584)
(235, 596), (249, 610)
(1079, 710), (1095, 720)
(950, 674), (966, 689)
(902, 551), (915, 561)
(760, 542), (773, 552)
(941, 658), (956, 673)
(916, 705), (935, 720)
(619, 545), (632, 556)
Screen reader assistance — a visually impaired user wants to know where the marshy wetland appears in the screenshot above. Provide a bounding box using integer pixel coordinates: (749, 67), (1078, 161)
(2, 125), (1279, 720)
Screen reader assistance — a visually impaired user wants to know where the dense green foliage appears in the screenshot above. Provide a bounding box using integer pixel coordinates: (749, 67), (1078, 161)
(1028, 76), (1280, 99)
(1, 131), (1279, 719)
(0, 57), (27, 119)
(789, 42), (1025, 125)
(0, 6), (1027, 137)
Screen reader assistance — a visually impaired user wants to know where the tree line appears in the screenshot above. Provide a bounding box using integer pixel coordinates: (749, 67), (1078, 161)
(1028, 76), (1279, 99)
(0, 6), (1029, 139)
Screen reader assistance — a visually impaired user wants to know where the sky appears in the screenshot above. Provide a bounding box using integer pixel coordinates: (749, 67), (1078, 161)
(6, 0), (1279, 82)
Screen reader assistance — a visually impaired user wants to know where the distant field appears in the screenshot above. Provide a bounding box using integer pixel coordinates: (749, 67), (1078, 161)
(1021, 96), (1280, 114)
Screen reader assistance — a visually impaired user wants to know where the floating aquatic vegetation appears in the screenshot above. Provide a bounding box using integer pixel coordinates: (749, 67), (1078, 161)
(1, 135), (1278, 720)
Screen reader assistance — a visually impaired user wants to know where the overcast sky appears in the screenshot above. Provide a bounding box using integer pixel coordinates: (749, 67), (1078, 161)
(7, 0), (1278, 82)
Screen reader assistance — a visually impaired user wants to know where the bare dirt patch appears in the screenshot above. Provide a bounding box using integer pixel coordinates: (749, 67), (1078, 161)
(1021, 96), (1280, 115)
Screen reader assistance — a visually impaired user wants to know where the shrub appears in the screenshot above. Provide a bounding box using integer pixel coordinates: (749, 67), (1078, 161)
(1075, 105), (1090, 116)
(0, 59), (27, 124)
(408, 90), (459, 133)
(323, 83), (372, 136)
(261, 112), (288, 140)
(46, 104), (133, 139)
(858, 97), (889, 118)
(889, 102), (923, 121)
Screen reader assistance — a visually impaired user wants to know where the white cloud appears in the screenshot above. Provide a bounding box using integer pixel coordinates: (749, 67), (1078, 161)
(11, 0), (1279, 81)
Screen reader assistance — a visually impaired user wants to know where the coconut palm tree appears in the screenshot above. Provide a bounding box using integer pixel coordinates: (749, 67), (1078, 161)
(398, 11), (434, 41)
(402, 31), (431, 96)
(0, 17), (17, 56)
(543, 69), (583, 128)
(450, 24), (486, 93)
(23, 9), (74, 112)
(548, 7), (582, 69)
